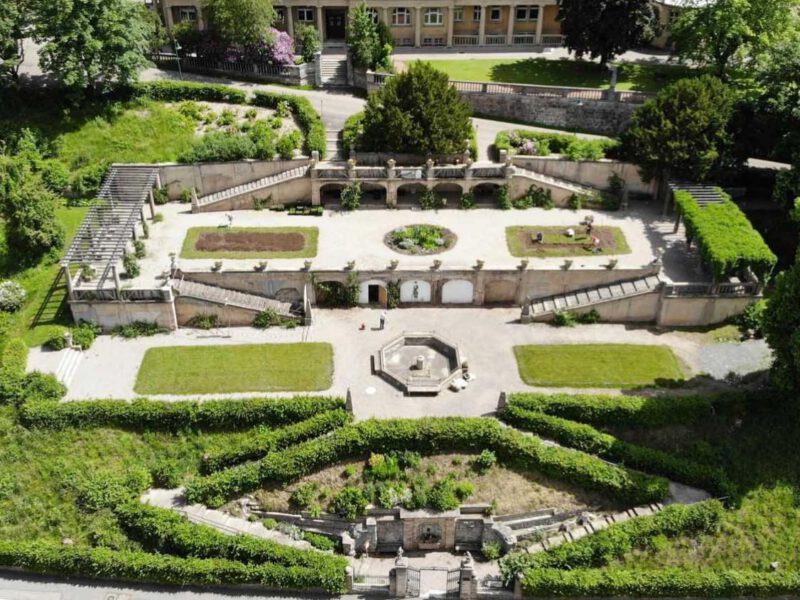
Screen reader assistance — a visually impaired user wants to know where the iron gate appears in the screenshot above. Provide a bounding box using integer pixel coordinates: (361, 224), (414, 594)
(446, 569), (460, 597)
(407, 567), (421, 597)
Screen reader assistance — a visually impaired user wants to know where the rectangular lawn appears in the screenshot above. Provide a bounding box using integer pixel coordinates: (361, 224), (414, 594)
(506, 225), (631, 257)
(514, 344), (685, 388)
(181, 227), (319, 259)
(134, 343), (333, 395)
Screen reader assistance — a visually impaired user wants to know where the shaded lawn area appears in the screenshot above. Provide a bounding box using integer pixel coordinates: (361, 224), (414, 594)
(135, 343), (334, 395)
(423, 58), (697, 92)
(0, 205), (88, 348)
(180, 227), (319, 259)
(506, 225), (631, 257)
(514, 344), (685, 387)
(0, 405), (306, 544)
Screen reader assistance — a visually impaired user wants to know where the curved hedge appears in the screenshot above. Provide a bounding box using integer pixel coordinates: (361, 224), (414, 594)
(0, 540), (340, 592)
(19, 395), (345, 431)
(507, 392), (740, 428)
(186, 417), (669, 508)
(501, 500), (724, 581)
(115, 503), (347, 592)
(135, 81), (248, 104)
(501, 404), (733, 496)
(251, 90), (326, 158)
(522, 568), (800, 597)
(1, 338), (28, 375)
(202, 409), (352, 473)
(674, 190), (777, 281)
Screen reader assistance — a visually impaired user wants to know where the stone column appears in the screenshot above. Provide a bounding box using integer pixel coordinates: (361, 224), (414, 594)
(535, 4), (544, 42)
(286, 6), (294, 37)
(148, 189), (156, 218)
(506, 5), (515, 44)
(383, 6), (390, 25)
(414, 6), (422, 47)
(389, 548), (409, 598)
(447, 6), (455, 47)
(478, 4), (486, 45)
(313, 50), (323, 88)
(316, 6), (324, 41)
(63, 265), (73, 297)
(459, 552), (478, 599)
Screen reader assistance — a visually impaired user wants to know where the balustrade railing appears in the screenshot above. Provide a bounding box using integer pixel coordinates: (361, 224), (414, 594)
(315, 168), (348, 179)
(354, 167), (387, 179)
(663, 282), (759, 297)
(150, 53), (307, 84)
(471, 167), (505, 178)
(71, 288), (172, 302)
(485, 34), (507, 45)
(452, 35), (479, 46)
(512, 33), (538, 45)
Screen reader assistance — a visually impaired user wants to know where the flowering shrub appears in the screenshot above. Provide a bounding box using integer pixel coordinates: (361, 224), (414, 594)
(0, 281), (27, 312)
(265, 28), (295, 66)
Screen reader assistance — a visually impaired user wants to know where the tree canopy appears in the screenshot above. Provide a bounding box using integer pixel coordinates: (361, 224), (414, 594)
(33, 0), (150, 92)
(556, 0), (660, 67)
(0, 0), (27, 83)
(347, 1), (392, 70)
(763, 261), (800, 392)
(358, 61), (473, 155)
(669, 0), (800, 79)
(621, 75), (736, 183)
(201, 0), (275, 47)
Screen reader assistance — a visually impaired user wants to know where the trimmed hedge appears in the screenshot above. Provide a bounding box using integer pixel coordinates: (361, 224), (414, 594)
(501, 405), (732, 496)
(19, 395), (345, 431)
(501, 500), (724, 581)
(494, 129), (619, 159)
(507, 392), (742, 428)
(135, 81), (248, 104)
(0, 338), (28, 375)
(251, 91), (326, 158)
(674, 190), (777, 281)
(522, 568), (800, 597)
(186, 417), (669, 508)
(115, 503), (347, 592)
(202, 409), (352, 473)
(0, 540), (340, 592)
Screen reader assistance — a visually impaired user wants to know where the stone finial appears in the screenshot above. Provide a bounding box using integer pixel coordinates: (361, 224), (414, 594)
(387, 158), (396, 169)
(462, 551), (474, 569)
(395, 546), (408, 566)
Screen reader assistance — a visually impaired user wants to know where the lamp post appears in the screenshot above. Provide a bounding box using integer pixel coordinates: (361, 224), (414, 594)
(174, 40), (183, 80)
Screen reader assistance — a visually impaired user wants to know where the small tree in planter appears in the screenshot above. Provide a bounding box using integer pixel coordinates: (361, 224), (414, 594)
(122, 254), (140, 279)
(295, 24), (321, 63)
(341, 181), (362, 211)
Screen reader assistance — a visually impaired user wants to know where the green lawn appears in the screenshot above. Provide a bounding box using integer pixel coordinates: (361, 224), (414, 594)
(134, 343), (334, 395)
(180, 227), (319, 259)
(0, 205), (88, 348)
(514, 344), (686, 388)
(506, 225), (631, 257)
(423, 58), (697, 92)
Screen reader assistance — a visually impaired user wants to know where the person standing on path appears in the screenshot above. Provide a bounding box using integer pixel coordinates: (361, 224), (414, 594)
(379, 310), (387, 330)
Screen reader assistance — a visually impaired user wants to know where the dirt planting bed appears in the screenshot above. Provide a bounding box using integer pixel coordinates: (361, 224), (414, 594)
(181, 227), (319, 259)
(506, 225), (632, 258)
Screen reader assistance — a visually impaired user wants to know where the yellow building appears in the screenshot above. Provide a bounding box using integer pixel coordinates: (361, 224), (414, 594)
(155, 0), (680, 49)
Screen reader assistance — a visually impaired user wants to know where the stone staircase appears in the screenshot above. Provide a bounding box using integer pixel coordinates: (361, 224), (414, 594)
(526, 274), (663, 320)
(326, 129), (344, 161)
(515, 166), (599, 199)
(320, 55), (348, 87)
(193, 165), (309, 211)
(172, 278), (294, 316)
(496, 508), (582, 540)
(55, 347), (83, 387)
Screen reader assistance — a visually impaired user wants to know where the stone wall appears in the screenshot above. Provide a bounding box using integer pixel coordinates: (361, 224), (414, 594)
(465, 92), (637, 136)
(658, 295), (756, 327)
(511, 157), (656, 196)
(69, 300), (178, 331)
(192, 177), (313, 212)
(156, 159), (310, 199)
(174, 296), (262, 327)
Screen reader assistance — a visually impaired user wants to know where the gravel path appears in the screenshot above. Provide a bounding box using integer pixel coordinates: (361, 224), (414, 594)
(698, 339), (772, 380)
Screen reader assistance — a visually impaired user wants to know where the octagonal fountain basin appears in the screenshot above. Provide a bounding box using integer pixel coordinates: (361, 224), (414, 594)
(375, 332), (462, 395)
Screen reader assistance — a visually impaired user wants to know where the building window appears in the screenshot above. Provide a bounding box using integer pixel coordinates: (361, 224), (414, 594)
(178, 6), (197, 22)
(392, 7), (411, 25)
(490, 6), (502, 21)
(367, 7), (380, 23)
(515, 5), (539, 20)
(473, 6), (482, 21)
(274, 7), (285, 22)
(453, 7), (464, 22)
(424, 8), (443, 25)
(297, 7), (314, 22)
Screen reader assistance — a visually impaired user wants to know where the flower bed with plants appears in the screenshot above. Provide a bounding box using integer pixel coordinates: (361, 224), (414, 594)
(506, 225), (631, 257)
(385, 224), (457, 255)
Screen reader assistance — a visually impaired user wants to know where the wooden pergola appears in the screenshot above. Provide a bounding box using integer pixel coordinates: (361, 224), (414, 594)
(61, 165), (160, 297)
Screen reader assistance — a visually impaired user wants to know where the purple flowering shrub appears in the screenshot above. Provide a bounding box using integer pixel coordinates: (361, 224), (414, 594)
(189, 28), (296, 66)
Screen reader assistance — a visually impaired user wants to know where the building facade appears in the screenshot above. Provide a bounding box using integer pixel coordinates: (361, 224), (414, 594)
(154, 0), (680, 49)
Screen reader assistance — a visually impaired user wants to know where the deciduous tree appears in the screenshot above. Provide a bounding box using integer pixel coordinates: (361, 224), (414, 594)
(359, 61), (472, 155)
(762, 262), (800, 392)
(201, 0), (275, 47)
(556, 0), (660, 67)
(0, 0), (29, 83)
(347, 1), (391, 70)
(32, 0), (149, 92)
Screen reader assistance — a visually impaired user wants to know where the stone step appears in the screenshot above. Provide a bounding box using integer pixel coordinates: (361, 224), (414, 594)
(196, 166), (308, 208)
(528, 275), (663, 317)
(172, 279), (294, 316)
(55, 347), (83, 387)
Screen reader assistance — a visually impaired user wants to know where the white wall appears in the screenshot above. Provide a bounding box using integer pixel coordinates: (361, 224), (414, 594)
(442, 280), (474, 304)
(400, 280), (432, 303)
(359, 279), (387, 304)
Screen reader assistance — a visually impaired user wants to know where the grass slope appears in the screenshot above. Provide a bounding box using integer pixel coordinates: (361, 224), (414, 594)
(180, 227), (319, 259)
(422, 59), (697, 92)
(514, 344), (685, 388)
(134, 343), (334, 395)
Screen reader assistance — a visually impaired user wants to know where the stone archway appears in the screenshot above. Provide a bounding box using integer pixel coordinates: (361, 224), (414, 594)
(397, 183), (428, 207)
(360, 182), (388, 206)
(432, 182), (463, 207)
(442, 279), (474, 304)
(275, 287), (302, 303)
(319, 183), (347, 204)
(359, 279), (388, 306)
(400, 279), (432, 303)
(471, 182), (502, 205)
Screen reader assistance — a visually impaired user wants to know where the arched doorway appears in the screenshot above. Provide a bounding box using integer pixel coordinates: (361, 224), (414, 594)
(397, 183), (428, 207)
(314, 280), (352, 307)
(359, 279), (388, 306)
(471, 183), (502, 205)
(360, 182), (388, 206)
(432, 183), (463, 207)
(400, 280), (432, 303)
(320, 183), (347, 204)
(442, 279), (474, 304)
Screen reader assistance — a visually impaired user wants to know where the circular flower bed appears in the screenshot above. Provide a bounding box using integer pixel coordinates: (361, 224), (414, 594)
(385, 224), (457, 255)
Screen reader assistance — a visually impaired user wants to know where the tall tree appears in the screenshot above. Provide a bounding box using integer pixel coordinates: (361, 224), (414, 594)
(670, 0), (799, 80)
(621, 76), (736, 184)
(359, 61), (472, 155)
(762, 261), (800, 392)
(347, 1), (391, 70)
(556, 0), (660, 67)
(0, 0), (28, 83)
(32, 0), (149, 92)
(201, 0), (275, 47)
